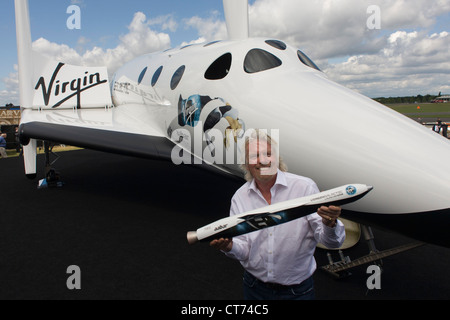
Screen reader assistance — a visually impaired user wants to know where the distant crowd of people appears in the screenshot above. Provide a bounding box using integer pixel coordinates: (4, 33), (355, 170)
(0, 127), (22, 159)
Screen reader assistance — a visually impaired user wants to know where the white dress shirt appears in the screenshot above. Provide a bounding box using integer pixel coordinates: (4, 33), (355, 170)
(225, 170), (345, 286)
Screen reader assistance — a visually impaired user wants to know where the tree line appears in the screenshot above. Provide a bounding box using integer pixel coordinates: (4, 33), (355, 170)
(373, 94), (441, 104)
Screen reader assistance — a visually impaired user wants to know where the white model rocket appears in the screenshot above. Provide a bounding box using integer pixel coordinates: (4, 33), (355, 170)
(187, 184), (373, 244)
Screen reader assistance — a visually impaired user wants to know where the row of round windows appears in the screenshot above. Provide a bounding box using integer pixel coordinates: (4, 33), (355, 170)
(137, 40), (320, 90)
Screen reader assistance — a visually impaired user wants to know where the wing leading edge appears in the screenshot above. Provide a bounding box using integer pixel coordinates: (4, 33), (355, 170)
(19, 122), (175, 162)
(18, 103), (177, 177)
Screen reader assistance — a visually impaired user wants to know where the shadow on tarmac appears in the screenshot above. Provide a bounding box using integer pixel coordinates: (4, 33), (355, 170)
(1, 149), (449, 300)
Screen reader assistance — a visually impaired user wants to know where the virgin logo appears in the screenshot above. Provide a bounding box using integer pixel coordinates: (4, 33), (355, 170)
(34, 62), (108, 109)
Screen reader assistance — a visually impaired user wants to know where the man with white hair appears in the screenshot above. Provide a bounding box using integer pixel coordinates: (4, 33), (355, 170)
(210, 130), (345, 300)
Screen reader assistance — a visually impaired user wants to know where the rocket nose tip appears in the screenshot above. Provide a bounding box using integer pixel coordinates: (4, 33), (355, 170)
(187, 231), (198, 245)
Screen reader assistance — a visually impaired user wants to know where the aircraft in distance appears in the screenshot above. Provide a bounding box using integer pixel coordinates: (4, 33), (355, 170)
(15, 0), (450, 258)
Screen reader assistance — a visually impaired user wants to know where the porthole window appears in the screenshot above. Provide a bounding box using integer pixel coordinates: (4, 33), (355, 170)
(297, 50), (321, 71)
(171, 65), (185, 90)
(180, 44), (194, 50)
(138, 67), (147, 85)
(244, 49), (282, 74)
(204, 40), (222, 47)
(152, 66), (163, 87)
(265, 40), (287, 50)
(205, 53), (232, 80)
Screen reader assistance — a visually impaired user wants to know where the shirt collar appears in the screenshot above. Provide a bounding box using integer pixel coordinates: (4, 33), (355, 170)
(248, 169), (288, 194)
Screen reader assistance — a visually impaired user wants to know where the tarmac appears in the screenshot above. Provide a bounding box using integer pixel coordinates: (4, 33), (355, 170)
(1, 149), (449, 300)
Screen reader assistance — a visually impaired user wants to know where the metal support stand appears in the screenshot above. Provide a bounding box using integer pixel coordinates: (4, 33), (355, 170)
(320, 224), (425, 279)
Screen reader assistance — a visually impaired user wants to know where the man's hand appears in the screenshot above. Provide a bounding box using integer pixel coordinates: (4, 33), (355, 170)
(317, 205), (341, 227)
(210, 238), (233, 252)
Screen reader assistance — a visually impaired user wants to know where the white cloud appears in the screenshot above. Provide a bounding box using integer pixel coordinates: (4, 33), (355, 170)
(33, 12), (169, 69)
(70, 0), (85, 7)
(33, 11), (172, 75)
(249, 0), (374, 58)
(245, 0), (450, 97)
(324, 30), (450, 97)
(1, 11), (171, 105)
(148, 14), (178, 33)
(79, 11), (171, 70)
(183, 10), (227, 43)
(2, 0), (450, 105)
(0, 65), (19, 106)
(381, 0), (450, 29)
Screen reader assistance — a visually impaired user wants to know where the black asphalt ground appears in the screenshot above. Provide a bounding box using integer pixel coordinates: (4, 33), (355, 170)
(1, 149), (449, 302)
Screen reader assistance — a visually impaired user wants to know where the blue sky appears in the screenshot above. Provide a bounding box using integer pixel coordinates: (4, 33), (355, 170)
(0, 0), (232, 105)
(0, 0), (224, 77)
(1, 0), (449, 105)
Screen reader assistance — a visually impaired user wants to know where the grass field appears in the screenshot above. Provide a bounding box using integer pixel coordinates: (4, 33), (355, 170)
(385, 102), (450, 115)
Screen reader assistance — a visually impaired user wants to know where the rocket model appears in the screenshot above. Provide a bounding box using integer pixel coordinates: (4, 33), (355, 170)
(187, 184), (373, 244)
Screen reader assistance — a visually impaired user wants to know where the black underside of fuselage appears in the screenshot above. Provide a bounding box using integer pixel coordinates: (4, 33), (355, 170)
(342, 208), (450, 248)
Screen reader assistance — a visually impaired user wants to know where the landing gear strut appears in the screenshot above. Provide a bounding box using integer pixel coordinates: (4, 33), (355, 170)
(38, 141), (64, 189)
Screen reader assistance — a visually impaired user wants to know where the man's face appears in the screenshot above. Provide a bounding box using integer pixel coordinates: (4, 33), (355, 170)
(247, 139), (278, 182)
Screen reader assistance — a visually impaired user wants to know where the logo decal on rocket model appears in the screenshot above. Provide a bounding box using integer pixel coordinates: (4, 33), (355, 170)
(346, 185), (357, 195)
(214, 224), (228, 232)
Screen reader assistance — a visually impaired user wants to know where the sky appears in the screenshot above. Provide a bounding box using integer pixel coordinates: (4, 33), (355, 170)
(1, 0), (449, 106)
